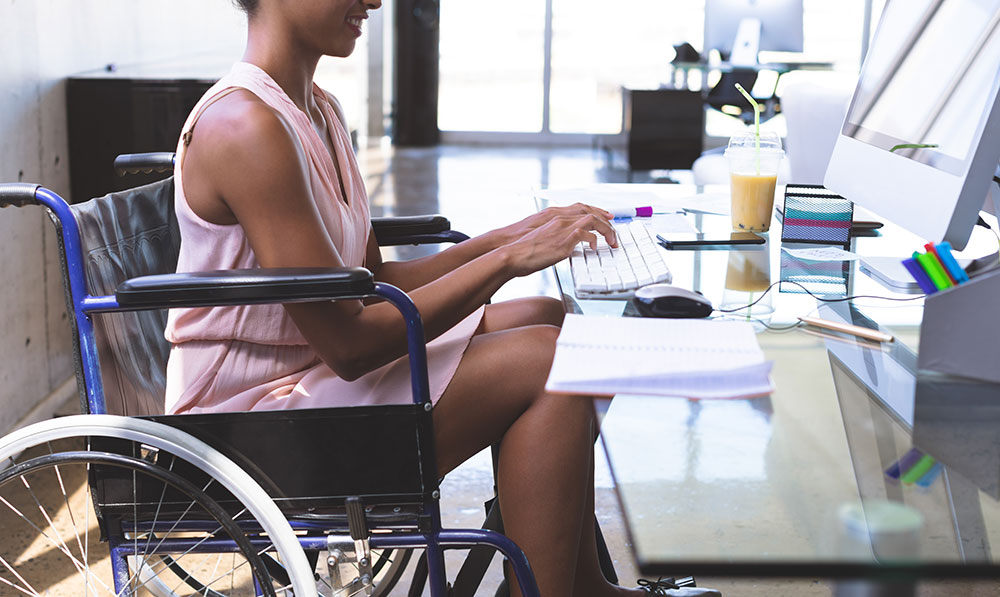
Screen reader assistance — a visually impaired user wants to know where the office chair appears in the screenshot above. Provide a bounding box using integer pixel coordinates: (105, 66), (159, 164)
(706, 69), (761, 124)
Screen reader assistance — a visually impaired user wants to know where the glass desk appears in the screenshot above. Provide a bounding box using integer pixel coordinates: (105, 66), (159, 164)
(538, 185), (1000, 584)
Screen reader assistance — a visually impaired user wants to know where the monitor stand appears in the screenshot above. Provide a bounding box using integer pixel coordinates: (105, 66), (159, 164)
(730, 18), (761, 67)
(858, 257), (924, 294)
(859, 189), (1000, 293)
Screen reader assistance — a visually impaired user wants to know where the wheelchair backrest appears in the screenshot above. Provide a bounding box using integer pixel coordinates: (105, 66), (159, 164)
(60, 177), (179, 416)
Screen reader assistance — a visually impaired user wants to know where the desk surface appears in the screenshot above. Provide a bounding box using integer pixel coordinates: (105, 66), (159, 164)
(538, 185), (1000, 580)
(672, 59), (835, 74)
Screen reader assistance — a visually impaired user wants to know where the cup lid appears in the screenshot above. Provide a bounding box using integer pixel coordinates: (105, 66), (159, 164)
(725, 129), (783, 153)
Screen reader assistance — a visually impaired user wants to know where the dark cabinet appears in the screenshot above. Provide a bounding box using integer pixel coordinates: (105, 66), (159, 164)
(66, 64), (221, 203)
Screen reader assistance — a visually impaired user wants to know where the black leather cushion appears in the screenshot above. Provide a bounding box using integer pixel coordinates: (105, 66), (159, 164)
(117, 267), (374, 308)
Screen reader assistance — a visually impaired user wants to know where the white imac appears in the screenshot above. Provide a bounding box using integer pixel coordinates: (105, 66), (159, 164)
(704, 0), (804, 66)
(825, 0), (1000, 258)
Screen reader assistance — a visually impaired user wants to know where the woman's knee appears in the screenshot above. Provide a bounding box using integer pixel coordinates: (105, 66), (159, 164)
(506, 324), (560, 379)
(531, 296), (566, 327)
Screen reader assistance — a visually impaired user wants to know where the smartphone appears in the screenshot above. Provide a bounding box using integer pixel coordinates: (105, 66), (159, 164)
(656, 231), (765, 249)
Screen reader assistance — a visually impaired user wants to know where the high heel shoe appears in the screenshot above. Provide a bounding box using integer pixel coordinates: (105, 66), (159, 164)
(637, 577), (721, 596)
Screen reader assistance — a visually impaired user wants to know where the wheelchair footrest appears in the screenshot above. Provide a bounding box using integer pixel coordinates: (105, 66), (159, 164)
(327, 534), (375, 596)
(328, 498), (375, 596)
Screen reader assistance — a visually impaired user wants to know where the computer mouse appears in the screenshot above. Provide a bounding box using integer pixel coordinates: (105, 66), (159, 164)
(632, 284), (714, 318)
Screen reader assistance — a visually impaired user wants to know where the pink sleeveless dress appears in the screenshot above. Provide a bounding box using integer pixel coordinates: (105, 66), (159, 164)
(164, 62), (484, 415)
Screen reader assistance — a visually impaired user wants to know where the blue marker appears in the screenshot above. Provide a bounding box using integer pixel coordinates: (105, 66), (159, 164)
(935, 242), (970, 284)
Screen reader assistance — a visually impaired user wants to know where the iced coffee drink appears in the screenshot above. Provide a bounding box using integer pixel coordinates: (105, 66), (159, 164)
(725, 130), (783, 233)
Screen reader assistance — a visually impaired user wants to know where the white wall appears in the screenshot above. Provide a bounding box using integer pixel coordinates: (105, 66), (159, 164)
(0, 0), (246, 433)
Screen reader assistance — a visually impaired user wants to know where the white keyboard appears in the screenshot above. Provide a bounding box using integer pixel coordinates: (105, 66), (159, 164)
(569, 220), (672, 298)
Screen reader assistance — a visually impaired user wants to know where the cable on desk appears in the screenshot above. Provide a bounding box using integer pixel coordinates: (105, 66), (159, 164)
(715, 280), (926, 315)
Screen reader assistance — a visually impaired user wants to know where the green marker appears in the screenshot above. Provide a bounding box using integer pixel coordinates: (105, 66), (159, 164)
(914, 251), (952, 290)
(900, 454), (936, 485)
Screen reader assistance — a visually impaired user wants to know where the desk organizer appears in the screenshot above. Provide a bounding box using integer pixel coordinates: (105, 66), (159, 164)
(918, 263), (1000, 384)
(780, 184), (853, 247)
(779, 250), (850, 296)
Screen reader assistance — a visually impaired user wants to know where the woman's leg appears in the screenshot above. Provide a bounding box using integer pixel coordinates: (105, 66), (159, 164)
(433, 324), (643, 597)
(476, 296), (566, 334)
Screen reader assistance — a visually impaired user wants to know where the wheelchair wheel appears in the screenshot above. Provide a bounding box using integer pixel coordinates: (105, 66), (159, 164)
(0, 415), (317, 597)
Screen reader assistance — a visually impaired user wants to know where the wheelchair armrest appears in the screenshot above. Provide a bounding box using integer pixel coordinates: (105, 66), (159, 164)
(114, 152), (176, 176)
(372, 215), (450, 241)
(372, 215), (471, 246)
(115, 267), (374, 309)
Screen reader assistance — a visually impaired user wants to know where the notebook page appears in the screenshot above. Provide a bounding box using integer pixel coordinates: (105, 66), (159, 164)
(546, 314), (773, 399)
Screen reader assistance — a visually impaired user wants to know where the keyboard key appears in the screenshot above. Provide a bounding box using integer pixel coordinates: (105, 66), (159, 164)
(569, 219), (672, 298)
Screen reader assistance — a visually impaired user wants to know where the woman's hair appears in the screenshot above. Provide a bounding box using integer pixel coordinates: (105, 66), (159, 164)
(232, 0), (258, 15)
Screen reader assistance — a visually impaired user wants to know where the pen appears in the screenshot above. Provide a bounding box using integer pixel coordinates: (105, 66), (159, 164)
(608, 206), (653, 218)
(798, 316), (895, 343)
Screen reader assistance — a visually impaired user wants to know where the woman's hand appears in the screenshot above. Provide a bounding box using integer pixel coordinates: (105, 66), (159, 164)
(491, 203), (616, 247)
(500, 213), (618, 277)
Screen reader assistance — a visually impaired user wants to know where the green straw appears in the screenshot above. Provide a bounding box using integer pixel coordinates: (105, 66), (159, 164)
(735, 83), (761, 174)
(889, 143), (939, 153)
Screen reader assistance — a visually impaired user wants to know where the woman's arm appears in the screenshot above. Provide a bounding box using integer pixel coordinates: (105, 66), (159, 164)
(366, 204), (617, 292)
(186, 92), (615, 381)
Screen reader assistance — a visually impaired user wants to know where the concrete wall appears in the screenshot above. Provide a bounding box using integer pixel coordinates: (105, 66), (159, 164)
(0, 0), (246, 434)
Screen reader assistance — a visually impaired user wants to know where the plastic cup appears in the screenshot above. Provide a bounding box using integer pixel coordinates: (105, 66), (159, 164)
(722, 247), (774, 319)
(836, 500), (923, 562)
(725, 130), (784, 232)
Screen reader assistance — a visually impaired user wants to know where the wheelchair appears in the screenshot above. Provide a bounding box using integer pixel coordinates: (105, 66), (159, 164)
(0, 152), (544, 597)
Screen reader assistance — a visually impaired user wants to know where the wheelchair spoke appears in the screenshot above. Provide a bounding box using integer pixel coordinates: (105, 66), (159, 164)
(132, 455), (174, 593)
(85, 461), (92, 597)
(197, 543), (271, 590)
(131, 468), (139, 596)
(0, 493), (116, 596)
(48, 443), (88, 575)
(51, 461), (92, 596)
(18, 472), (88, 576)
(131, 506), (275, 596)
(0, 554), (42, 596)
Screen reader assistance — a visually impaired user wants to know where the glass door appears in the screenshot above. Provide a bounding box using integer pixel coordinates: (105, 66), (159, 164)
(438, 0), (546, 133)
(437, 1), (873, 143)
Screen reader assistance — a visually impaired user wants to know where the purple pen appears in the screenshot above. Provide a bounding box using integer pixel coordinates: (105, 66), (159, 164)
(609, 206), (653, 218)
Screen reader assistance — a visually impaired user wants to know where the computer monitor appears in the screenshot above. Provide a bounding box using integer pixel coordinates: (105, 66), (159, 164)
(703, 0), (804, 65)
(824, 0), (1000, 253)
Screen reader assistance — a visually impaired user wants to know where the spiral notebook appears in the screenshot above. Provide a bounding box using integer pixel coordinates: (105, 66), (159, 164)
(545, 314), (774, 399)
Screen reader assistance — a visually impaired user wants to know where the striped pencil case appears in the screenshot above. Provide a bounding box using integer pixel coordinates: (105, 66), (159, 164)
(780, 184), (853, 246)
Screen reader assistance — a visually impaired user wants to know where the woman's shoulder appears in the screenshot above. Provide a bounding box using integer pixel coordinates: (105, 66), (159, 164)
(195, 89), (300, 155)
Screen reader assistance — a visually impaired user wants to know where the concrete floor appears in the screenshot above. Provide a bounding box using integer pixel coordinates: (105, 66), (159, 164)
(4, 143), (998, 596)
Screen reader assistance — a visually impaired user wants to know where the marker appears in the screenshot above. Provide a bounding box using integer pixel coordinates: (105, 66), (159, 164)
(914, 251), (953, 290)
(934, 241), (969, 284)
(608, 206), (653, 218)
(900, 454), (937, 485)
(924, 243), (957, 285)
(902, 257), (937, 294)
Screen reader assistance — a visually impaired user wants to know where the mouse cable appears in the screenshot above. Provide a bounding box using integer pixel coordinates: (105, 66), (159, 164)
(726, 316), (803, 332)
(715, 280), (925, 315)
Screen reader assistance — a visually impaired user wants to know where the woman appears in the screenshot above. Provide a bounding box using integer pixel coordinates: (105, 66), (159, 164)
(164, 1), (655, 597)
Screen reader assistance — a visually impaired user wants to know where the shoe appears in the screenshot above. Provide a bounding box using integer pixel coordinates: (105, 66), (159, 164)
(637, 577), (722, 597)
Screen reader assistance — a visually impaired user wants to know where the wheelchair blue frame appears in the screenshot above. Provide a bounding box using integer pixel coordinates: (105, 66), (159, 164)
(12, 184), (539, 597)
